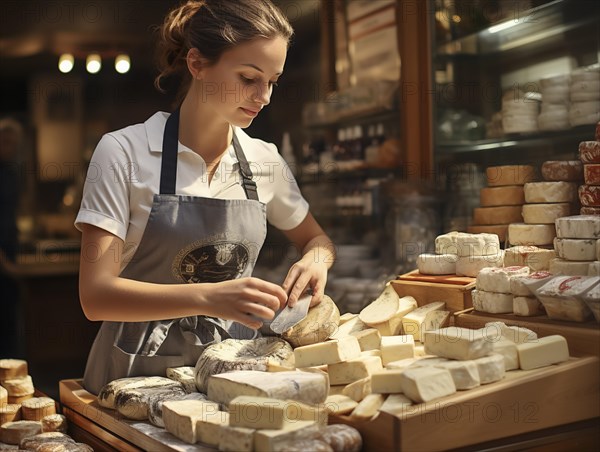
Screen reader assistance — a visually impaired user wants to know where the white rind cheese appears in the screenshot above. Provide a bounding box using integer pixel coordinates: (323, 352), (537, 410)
(166, 367), (196, 394)
(423, 327), (493, 360)
(486, 165), (536, 187)
(522, 203), (571, 224)
(582, 284), (600, 322)
(473, 206), (523, 225)
(554, 238), (597, 261)
(473, 354), (505, 384)
(456, 251), (504, 277)
(380, 335), (415, 366)
(517, 335), (569, 370)
(228, 396), (288, 430)
(435, 231), (460, 255)
(491, 338), (519, 370)
(115, 385), (186, 420)
(524, 181), (577, 203)
(476, 266), (530, 293)
(549, 258), (591, 276)
(472, 289), (513, 314)
(513, 296), (544, 316)
(504, 246), (556, 271)
(327, 356), (383, 386)
(401, 302), (446, 341)
(589, 261), (600, 277)
(536, 276), (598, 322)
(555, 215), (600, 239)
(455, 233), (501, 257)
(97, 376), (181, 409)
(415, 359), (481, 390)
(294, 336), (361, 368)
(417, 253), (458, 275)
(399, 367), (456, 403)
(379, 394), (413, 415)
(342, 377), (372, 402)
(0, 421), (42, 445)
(509, 223), (556, 246)
(510, 270), (553, 296)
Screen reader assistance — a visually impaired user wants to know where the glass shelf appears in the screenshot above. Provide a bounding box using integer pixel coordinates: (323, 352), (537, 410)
(437, 0), (599, 57)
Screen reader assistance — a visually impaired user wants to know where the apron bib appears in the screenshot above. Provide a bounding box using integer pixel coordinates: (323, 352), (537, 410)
(83, 109), (267, 395)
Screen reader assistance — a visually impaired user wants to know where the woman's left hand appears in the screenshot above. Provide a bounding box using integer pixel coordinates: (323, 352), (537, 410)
(282, 254), (328, 308)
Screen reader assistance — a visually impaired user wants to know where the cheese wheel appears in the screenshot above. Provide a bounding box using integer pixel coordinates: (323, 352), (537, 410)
(570, 111), (600, 126)
(571, 69), (600, 83)
(579, 185), (600, 206)
(569, 100), (600, 117)
(166, 367), (196, 394)
(513, 296), (544, 317)
(0, 420), (42, 445)
(473, 206), (522, 225)
(555, 215), (600, 239)
(508, 223), (556, 246)
(2, 375), (34, 402)
(417, 253), (457, 275)
(549, 258), (590, 276)
(541, 161), (583, 181)
(0, 360), (28, 380)
(524, 181), (577, 203)
(320, 424), (363, 452)
(570, 80), (600, 94)
(19, 431), (75, 450)
(148, 391), (207, 428)
(536, 276), (596, 322)
(115, 384), (186, 420)
(502, 119), (538, 134)
(522, 203), (571, 224)
(466, 225), (508, 243)
(97, 376), (180, 409)
(503, 246), (556, 271)
(195, 337), (294, 393)
(584, 164), (600, 185)
(282, 295), (340, 347)
(472, 289), (513, 314)
(41, 414), (68, 433)
(455, 252), (504, 277)
(21, 397), (56, 421)
(540, 74), (570, 88)
(486, 165), (536, 187)
(0, 385), (6, 406)
(554, 238), (597, 261)
(541, 89), (569, 104)
(581, 206), (600, 215)
(538, 117), (569, 131)
(480, 185), (524, 206)
(476, 266), (530, 293)
(571, 91), (600, 102)
(0, 404), (21, 425)
(589, 261), (600, 277)
(579, 141), (600, 164)
(540, 103), (568, 114)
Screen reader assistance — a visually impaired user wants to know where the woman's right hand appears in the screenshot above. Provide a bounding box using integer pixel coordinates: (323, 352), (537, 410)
(199, 277), (287, 329)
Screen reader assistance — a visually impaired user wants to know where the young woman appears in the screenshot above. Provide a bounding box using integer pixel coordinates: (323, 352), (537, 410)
(76, 0), (335, 394)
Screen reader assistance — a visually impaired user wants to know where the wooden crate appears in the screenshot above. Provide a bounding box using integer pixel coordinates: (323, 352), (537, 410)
(391, 275), (475, 312)
(331, 356), (600, 451)
(455, 309), (600, 358)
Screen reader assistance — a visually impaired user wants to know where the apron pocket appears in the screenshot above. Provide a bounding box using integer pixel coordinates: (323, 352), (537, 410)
(111, 344), (185, 378)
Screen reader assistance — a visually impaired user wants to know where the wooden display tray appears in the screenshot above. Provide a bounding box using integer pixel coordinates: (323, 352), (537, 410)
(455, 309), (600, 358)
(59, 379), (213, 452)
(391, 276), (475, 312)
(331, 356), (600, 451)
(397, 269), (475, 286)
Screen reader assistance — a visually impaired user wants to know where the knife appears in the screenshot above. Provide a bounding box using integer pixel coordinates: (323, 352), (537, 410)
(269, 293), (312, 334)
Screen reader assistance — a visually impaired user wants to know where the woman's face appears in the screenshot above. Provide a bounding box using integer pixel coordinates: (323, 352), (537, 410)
(193, 36), (288, 127)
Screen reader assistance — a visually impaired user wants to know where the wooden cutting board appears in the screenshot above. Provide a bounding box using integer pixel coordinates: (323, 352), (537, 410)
(398, 269), (475, 286)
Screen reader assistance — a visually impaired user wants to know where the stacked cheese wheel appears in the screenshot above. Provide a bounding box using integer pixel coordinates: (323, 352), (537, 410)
(508, 160), (582, 248)
(539, 73), (570, 131)
(579, 133), (600, 215)
(417, 231), (502, 277)
(502, 90), (540, 134)
(550, 215), (600, 277)
(569, 64), (600, 127)
(469, 165), (536, 243)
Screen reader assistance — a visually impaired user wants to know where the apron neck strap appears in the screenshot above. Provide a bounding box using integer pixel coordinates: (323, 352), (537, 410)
(159, 108), (259, 202)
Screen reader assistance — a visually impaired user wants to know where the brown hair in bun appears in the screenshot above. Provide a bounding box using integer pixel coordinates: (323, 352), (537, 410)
(154, 0), (294, 98)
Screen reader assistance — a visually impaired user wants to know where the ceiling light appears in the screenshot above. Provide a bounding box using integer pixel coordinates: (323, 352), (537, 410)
(86, 53), (101, 74)
(58, 54), (74, 73)
(115, 54), (130, 74)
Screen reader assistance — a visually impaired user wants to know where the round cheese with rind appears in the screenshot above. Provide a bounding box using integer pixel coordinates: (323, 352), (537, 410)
(504, 246), (556, 271)
(555, 215), (600, 239)
(41, 414), (68, 433)
(0, 420), (42, 445)
(549, 258), (590, 276)
(524, 181), (577, 203)
(570, 111), (600, 126)
(115, 384), (186, 420)
(21, 397), (56, 421)
(472, 289), (513, 314)
(19, 432), (74, 449)
(579, 141), (600, 164)
(480, 185), (524, 206)
(0, 359), (28, 380)
(195, 337), (295, 393)
(535, 276), (597, 322)
(513, 296), (544, 316)
(486, 165), (536, 186)
(570, 80), (600, 94)
(417, 253), (458, 275)
(467, 225), (508, 243)
(454, 233), (501, 257)
(97, 376), (180, 409)
(509, 223), (556, 246)
(456, 252), (504, 277)
(0, 404), (21, 425)
(541, 161), (583, 182)
(581, 206), (600, 215)
(510, 271), (553, 296)
(522, 203), (571, 224)
(282, 295), (340, 347)
(540, 73), (570, 88)
(554, 238), (597, 261)
(579, 185), (600, 206)
(569, 100), (600, 117)
(473, 206), (523, 225)
(476, 266), (530, 293)
(584, 164), (600, 185)
(588, 261), (600, 277)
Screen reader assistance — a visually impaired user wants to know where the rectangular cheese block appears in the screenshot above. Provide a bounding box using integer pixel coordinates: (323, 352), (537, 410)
(423, 327), (493, 360)
(504, 246), (556, 271)
(513, 296), (544, 316)
(218, 424), (255, 452)
(476, 266), (530, 293)
(330, 316), (369, 340)
(582, 283), (600, 322)
(522, 203), (572, 224)
(254, 420), (319, 452)
(486, 165), (536, 186)
(294, 336), (361, 367)
(327, 356), (383, 385)
(401, 302), (445, 341)
(415, 359), (480, 390)
(554, 238), (597, 261)
(524, 181), (577, 203)
(351, 328), (381, 351)
(339, 313), (357, 325)
(229, 396), (288, 430)
(435, 231), (460, 255)
(473, 354), (505, 384)
(579, 185), (600, 207)
(501, 325), (538, 344)
(422, 310), (451, 342)
(162, 400), (224, 444)
(555, 215), (600, 239)
(207, 371), (328, 406)
(491, 338), (519, 370)
(371, 370), (404, 394)
(517, 335), (569, 370)
(454, 233), (501, 257)
(417, 253), (458, 275)
(590, 260), (600, 277)
(166, 367), (196, 393)
(473, 206), (523, 225)
(399, 367), (456, 403)
(509, 223), (556, 246)
(455, 251), (504, 277)
(362, 295), (418, 337)
(480, 185), (524, 206)
(536, 275), (598, 321)
(380, 335), (415, 366)
(385, 357), (423, 370)
(472, 289), (513, 314)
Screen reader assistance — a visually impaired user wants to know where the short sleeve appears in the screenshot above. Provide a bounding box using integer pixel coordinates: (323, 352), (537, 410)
(74, 134), (131, 240)
(265, 148), (309, 231)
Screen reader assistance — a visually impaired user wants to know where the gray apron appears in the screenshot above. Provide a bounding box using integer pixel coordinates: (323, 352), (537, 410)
(83, 108), (266, 395)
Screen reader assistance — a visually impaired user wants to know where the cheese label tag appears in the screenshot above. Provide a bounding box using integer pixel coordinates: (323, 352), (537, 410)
(270, 294), (312, 334)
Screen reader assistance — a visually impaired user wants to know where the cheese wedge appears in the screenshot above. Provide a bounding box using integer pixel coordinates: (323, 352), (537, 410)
(399, 367), (456, 403)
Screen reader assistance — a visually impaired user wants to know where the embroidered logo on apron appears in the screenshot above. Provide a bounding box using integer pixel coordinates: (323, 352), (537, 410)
(174, 240), (250, 283)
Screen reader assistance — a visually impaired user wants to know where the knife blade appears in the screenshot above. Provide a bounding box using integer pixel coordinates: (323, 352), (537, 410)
(269, 293), (312, 334)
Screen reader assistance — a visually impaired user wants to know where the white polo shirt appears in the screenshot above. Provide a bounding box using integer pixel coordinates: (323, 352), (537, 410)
(75, 111), (309, 270)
